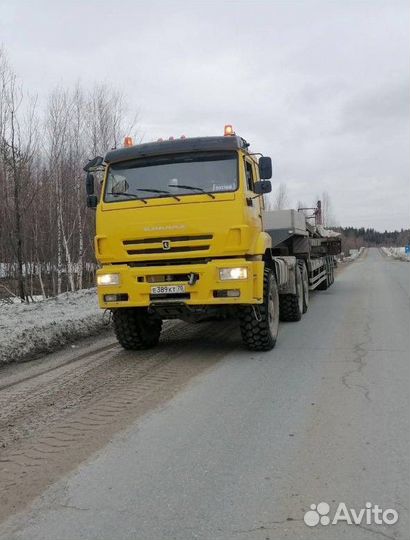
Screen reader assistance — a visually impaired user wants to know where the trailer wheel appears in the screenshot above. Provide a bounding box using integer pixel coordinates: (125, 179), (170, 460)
(316, 273), (329, 290)
(279, 265), (303, 322)
(329, 262), (335, 285)
(299, 261), (309, 313)
(239, 268), (279, 351)
(317, 260), (331, 290)
(328, 267), (333, 286)
(112, 308), (162, 350)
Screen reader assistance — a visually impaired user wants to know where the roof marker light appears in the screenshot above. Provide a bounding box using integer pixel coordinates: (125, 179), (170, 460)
(124, 136), (133, 147)
(224, 124), (235, 136)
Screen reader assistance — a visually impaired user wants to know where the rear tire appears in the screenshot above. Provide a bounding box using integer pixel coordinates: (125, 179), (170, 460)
(113, 308), (162, 350)
(317, 259), (332, 290)
(316, 274), (329, 290)
(299, 261), (309, 313)
(280, 265), (303, 322)
(329, 261), (335, 285)
(239, 268), (279, 351)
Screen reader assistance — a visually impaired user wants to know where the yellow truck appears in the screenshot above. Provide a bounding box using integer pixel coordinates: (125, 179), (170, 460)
(85, 126), (340, 351)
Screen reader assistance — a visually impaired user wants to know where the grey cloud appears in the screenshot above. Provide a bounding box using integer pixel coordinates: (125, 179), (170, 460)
(0, 0), (408, 230)
(341, 82), (409, 133)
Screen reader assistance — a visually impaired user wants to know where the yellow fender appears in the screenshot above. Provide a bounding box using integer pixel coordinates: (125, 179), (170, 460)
(252, 231), (272, 256)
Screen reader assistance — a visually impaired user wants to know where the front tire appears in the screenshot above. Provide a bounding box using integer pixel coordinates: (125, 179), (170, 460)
(239, 268), (279, 351)
(113, 308), (162, 350)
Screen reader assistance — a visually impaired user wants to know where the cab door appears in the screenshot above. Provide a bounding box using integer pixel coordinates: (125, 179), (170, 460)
(243, 157), (263, 233)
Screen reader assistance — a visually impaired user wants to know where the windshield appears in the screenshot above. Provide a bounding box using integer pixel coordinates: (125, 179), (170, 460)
(104, 151), (238, 203)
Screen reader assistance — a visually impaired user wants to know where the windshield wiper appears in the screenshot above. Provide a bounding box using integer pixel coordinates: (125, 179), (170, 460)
(109, 188), (181, 202)
(136, 188), (180, 201)
(110, 191), (148, 204)
(171, 184), (215, 199)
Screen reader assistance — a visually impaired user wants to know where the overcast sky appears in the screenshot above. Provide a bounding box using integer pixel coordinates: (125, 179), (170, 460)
(1, 0), (409, 230)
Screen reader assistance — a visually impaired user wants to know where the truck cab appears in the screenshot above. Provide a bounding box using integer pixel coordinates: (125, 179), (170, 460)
(85, 127), (337, 351)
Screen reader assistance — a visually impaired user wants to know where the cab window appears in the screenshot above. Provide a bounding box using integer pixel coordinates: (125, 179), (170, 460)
(245, 160), (254, 191)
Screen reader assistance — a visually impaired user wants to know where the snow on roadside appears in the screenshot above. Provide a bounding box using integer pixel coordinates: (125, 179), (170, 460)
(0, 288), (109, 364)
(338, 246), (365, 262)
(380, 247), (410, 262)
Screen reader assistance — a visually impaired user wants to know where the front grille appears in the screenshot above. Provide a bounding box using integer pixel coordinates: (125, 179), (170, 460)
(127, 245), (209, 255)
(149, 292), (191, 301)
(124, 258), (211, 267)
(123, 234), (213, 256)
(124, 235), (212, 245)
(146, 273), (194, 283)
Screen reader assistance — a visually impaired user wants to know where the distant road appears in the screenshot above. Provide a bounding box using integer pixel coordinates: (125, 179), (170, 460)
(0, 248), (409, 539)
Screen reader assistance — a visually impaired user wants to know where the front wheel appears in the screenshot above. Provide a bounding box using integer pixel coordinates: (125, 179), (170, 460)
(112, 308), (162, 350)
(239, 268), (279, 351)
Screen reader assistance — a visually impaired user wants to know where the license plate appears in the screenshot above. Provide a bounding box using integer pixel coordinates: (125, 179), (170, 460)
(150, 285), (186, 295)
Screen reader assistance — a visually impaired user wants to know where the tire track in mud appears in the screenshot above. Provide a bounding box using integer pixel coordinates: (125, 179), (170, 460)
(0, 342), (119, 392)
(0, 319), (239, 522)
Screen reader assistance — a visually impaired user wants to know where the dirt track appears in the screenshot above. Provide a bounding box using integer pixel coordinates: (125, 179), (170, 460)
(0, 319), (239, 521)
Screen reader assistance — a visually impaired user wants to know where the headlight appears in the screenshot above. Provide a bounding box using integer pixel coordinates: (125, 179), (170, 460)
(97, 273), (120, 286)
(219, 267), (248, 280)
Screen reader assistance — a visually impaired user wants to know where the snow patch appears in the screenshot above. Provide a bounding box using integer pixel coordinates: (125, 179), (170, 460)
(338, 247), (365, 262)
(0, 288), (109, 364)
(381, 247), (410, 262)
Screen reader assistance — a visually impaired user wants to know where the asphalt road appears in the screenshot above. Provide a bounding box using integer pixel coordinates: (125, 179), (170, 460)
(0, 248), (409, 540)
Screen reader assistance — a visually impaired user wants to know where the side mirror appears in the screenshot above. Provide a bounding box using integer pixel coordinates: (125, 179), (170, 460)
(86, 173), (95, 195)
(259, 156), (272, 179)
(84, 156), (104, 172)
(86, 194), (98, 208)
(254, 181), (272, 195)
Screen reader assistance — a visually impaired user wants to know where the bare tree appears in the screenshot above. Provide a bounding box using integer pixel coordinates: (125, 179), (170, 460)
(0, 48), (140, 300)
(42, 83), (138, 295)
(86, 84), (138, 155)
(273, 182), (289, 209)
(264, 182), (289, 211)
(0, 50), (38, 300)
(314, 191), (337, 227)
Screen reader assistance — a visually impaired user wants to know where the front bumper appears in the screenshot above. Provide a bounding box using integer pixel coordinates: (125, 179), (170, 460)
(97, 259), (264, 309)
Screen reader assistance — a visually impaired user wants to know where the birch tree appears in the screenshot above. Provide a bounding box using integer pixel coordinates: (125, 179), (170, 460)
(0, 49), (139, 300)
(0, 50), (38, 300)
(273, 182), (289, 209)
